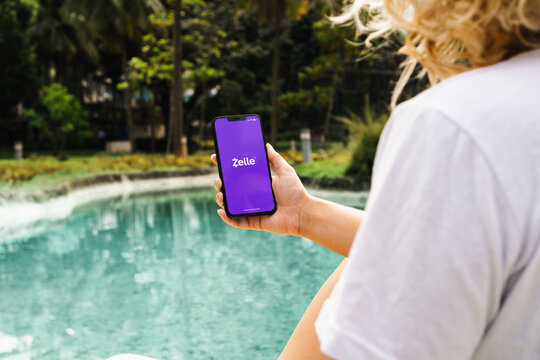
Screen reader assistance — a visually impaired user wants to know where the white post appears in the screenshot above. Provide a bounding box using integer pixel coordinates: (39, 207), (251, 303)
(300, 128), (312, 163)
(181, 136), (188, 157)
(14, 142), (23, 161)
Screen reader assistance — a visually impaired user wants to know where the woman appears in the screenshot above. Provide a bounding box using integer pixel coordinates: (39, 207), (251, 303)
(213, 0), (540, 359)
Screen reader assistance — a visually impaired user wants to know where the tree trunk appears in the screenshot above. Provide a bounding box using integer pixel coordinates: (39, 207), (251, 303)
(150, 117), (156, 153)
(271, 21), (281, 146)
(52, 131), (67, 160)
(157, 88), (170, 154)
(323, 69), (339, 142)
(122, 45), (136, 153)
(198, 79), (208, 142)
(167, 89), (173, 154)
(172, 0), (185, 157)
(59, 132), (67, 160)
(148, 88), (156, 153)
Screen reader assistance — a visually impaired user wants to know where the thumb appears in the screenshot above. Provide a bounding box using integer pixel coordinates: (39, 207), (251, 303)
(266, 143), (291, 174)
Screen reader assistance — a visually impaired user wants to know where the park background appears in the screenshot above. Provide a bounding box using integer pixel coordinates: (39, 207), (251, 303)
(0, 0), (429, 188)
(0, 1), (436, 358)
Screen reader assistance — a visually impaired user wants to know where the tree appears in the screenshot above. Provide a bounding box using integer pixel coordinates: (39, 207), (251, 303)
(126, 0), (234, 153)
(280, 15), (359, 140)
(171, 0), (184, 157)
(26, 83), (90, 158)
(0, 0), (39, 121)
(121, 12), (174, 153)
(239, 0), (310, 145)
(81, 0), (164, 152)
(183, 0), (236, 141)
(279, 4), (408, 141)
(32, 0), (99, 90)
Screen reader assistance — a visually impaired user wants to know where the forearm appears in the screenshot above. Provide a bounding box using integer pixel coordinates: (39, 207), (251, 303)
(299, 195), (365, 257)
(278, 259), (347, 360)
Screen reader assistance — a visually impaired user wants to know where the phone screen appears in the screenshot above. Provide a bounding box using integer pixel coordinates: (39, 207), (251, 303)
(213, 115), (276, 217)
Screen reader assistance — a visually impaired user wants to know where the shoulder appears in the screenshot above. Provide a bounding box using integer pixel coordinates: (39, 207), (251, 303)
(395, 48), (540, 138)
(377, 49), (540, 245)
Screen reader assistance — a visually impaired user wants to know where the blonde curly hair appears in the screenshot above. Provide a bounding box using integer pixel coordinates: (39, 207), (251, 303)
(332, 0), (540, 107)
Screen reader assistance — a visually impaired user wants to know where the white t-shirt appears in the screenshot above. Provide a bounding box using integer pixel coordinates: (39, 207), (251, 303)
(315, 48), (540, 359)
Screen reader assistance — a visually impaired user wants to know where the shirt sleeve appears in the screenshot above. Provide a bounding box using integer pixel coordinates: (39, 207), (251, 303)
(315, 107), (514, 360)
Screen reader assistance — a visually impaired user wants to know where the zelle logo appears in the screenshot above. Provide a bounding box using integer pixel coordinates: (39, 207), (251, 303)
(232, 157), (255, 168)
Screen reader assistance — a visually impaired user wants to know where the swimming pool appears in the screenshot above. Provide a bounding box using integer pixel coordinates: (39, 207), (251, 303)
(0, 189), (363, 359)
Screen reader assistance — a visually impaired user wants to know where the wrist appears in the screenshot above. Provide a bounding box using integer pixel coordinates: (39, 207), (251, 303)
(297, 193), (319, 239)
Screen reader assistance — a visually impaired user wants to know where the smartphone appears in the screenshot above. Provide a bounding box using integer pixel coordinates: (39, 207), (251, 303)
(212, 114), (277, 217)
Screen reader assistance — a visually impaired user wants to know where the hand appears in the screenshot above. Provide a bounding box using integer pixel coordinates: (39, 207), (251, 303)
(211, 143), (310, 237)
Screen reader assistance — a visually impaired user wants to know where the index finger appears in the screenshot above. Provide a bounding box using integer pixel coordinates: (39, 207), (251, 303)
(266, 143), (292, 174)
(211, 154), (217, 165)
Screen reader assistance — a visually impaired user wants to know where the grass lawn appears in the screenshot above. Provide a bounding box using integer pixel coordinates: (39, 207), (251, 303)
(0, 146), (353, 191)
(0, 152), (215, 190)
(294, 160), (349, 178)
(293, 152), (351, 178)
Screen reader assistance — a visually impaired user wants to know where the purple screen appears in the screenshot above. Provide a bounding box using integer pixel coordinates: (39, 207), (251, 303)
(214, 115), (275, 215)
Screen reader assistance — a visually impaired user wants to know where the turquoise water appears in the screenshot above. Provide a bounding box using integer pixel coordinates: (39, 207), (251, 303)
(0, 190), (350, 360)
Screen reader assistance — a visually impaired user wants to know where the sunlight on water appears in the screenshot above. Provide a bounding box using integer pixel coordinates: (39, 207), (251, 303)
(0, 190), (360, 360)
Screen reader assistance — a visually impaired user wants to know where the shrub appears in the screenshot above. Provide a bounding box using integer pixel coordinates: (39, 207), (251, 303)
(345, 118), (386, 180)
(294, 160), (347, 179)
(336, 99), (389, 181)
(0, 153), (216, 185)
(0, 166), (36, 183)
(27, 83), (90, 159)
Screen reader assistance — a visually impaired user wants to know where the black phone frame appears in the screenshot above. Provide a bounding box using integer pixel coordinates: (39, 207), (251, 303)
(211, 114), (277, 218)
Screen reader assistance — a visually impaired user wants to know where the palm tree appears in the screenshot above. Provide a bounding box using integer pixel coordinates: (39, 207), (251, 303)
(81, 0), (164, 152)
(239, 0), (310, 145)
(32, 0), (99, 88)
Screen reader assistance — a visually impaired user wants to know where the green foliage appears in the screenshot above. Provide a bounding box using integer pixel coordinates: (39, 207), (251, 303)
(305, 18), (358, 79)
(121, 11), (175, 89)
(278, 10), (359, 135)
(238, 0), (310, 24)
(285, 146), (351, 179)
(80, 0), (164, 52)
(32, 0), (100, 85)
(39, 84), (89, 136)
(22, 108), (40, 127)
(26, 84), (90, 157)
(336, 101), (389, 180)
(0, 155), (62, 184)
(335, 97), (382, 140)
(0, 0), (419, 162)
(279, 86), (332, 123)
(0, 0), (38, 119)
(0, 166), (37, 184)
(345, 119), (385, 180)
(124, 0), (233, 91)
(183, 1), (234, 82)
(0, 153), (214, 185)
(294, 160), (348, 179)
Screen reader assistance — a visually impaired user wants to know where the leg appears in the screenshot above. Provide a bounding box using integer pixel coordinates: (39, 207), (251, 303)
(279, 259), (347, 360)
